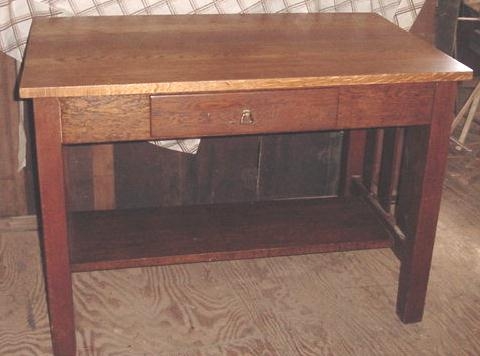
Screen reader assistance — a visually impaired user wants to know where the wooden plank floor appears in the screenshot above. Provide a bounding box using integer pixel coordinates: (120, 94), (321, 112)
(1, 126), (480, 355)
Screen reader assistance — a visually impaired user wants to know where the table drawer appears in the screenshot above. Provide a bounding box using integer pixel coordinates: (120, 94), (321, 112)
(150, 88), (339, 138)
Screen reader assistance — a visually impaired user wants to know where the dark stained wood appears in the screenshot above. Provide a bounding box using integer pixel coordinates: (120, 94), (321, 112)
(22, 101), (38, 216)
(114, 142), (195, 208)
(64, 144), (115, 212)
(409, 0), (436, 44)
(378, 128), (404, 212)
(351, 177), (406, 261)
(151, 88), (338, 138)
(362, 129), (380, 193)
(18, 14), (472, 353)
(339, 129), (367, 196)
(258, 132), (342, 199)
(60, 95), (150, 143)
(256, 0), (445, 206)
(7, 1), (440, 218)
(395, 82), (458, 323)
(63, 145), (94, 211)
(32, 98), (75, 355)
(194, 136), (260, 204)
(92, 144), (115, 210)
(69, 197), (392, 272)
(19, 14), (471, 98)
(114, 136), (260, 208)
(5, 122), (480, 355)
(338, 83), (435, 128)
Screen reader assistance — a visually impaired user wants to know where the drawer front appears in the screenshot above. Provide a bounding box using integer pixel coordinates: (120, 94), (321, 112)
(150, 88), (339, 139)
(338, 83), (435, 128)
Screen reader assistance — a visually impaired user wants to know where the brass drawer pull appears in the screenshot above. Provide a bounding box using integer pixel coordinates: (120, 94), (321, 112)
(240, 109), (254, 125)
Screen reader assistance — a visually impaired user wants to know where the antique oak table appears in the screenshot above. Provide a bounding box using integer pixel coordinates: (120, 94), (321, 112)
(19, 14), (471, 355)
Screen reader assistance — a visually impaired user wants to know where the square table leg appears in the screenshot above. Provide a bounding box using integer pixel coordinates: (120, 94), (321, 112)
(395, 82), (457, 322)
(33, 98), (76, 355)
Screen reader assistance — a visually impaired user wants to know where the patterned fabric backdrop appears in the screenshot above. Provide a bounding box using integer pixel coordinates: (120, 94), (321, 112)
(0, 0), (425, 155)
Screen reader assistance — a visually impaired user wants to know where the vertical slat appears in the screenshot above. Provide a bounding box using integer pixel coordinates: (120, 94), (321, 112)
(33, 98), (76, 355)
(395, 82), (457, 323)
(378, 128), (404, 212)
(338, 129), (367, 196)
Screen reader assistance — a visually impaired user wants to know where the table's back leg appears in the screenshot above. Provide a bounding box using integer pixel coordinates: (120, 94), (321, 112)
(339, 129), (367, 196)
(33, 98), (76, 355)
(395, 82), (457, 323)
(340, 128), (383, 197)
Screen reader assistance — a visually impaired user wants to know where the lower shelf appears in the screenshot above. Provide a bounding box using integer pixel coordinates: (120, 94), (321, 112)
(69, 197), (393, 272)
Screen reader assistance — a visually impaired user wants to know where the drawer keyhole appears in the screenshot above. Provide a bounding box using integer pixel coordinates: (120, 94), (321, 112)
(240, 109), (254, 125)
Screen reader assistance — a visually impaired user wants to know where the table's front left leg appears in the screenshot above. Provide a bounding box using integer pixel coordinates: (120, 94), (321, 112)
(395, 82), (457, 323)
(33, 98), (76, 355)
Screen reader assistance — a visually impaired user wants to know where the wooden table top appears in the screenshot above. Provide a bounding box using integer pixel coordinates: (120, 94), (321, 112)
(464, 0), (480, 13)
(19, 13), (472, 98)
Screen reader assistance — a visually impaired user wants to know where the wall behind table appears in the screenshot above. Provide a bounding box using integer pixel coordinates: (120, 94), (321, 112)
(0, 0), (437, 216)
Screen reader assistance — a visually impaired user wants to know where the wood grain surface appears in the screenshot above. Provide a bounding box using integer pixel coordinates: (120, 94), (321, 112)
(12, 10), (476, 354)
(2, 129), (480, 354)
(60, 96), (150, 143)
(19, 14), (471, 98)
(395, 82), (459, 323)
(338, 83), (435, 128)
(151, 88), (338, 138)
(91, 144), (115, 210)
(68, 197), (392, 272)
(64, 146), (94, 212)
(32, 98), (76, 355)
(61, 82), (438, 146)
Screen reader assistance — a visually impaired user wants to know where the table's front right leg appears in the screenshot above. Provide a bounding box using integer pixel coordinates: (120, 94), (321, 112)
(33, 98), (76, 355)
(395, 82), (457, 323)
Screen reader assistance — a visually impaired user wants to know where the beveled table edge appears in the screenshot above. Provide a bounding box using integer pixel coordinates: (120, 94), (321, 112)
(19, 72), (473, 98)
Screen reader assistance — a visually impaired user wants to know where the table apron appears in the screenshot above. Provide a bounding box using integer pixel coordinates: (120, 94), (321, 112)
(58, 83), (436, 144)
